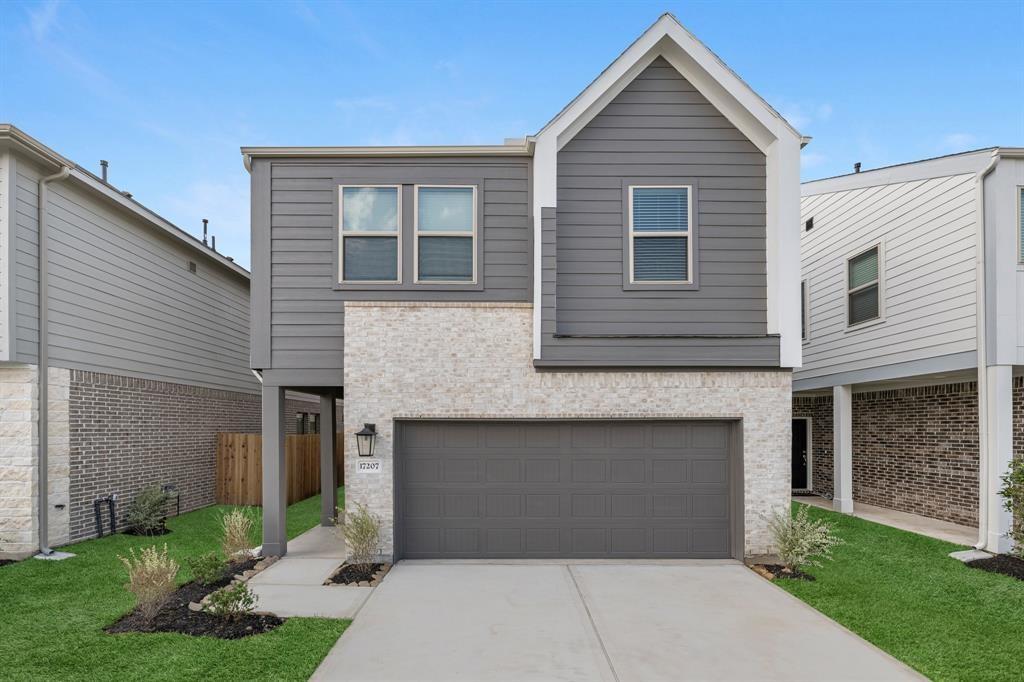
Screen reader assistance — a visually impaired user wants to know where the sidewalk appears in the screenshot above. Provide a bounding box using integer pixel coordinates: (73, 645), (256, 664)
(795, 495), (975, 546)
(248, 526), (373, 618)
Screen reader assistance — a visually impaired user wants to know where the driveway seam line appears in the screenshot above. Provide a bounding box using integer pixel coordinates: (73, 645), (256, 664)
(566, 565), (621, 682)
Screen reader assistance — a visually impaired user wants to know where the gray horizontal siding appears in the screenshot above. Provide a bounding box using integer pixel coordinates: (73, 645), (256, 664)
(262, 157), (531, 374)
(12, 155), (256, 393)
(541, 57), (777, 366)
(796, 173), (978, 384)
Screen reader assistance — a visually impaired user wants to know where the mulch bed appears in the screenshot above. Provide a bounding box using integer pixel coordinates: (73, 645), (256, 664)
(0, 559), (15, 569)
(752, 564), (815, 581)
(107, 558), (283, 639)
(326, 562), (389, 586)
(966, 554), (1024, 581)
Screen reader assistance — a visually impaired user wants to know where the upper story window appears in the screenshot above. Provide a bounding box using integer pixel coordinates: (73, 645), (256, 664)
(847, 245), (881, 327)
(1018, 187), (1023, 263)
(628, 186), (692, 283)
(415, 186), (476, 283)
(801, 280), (809, 341)
(339, 186), (400, 283)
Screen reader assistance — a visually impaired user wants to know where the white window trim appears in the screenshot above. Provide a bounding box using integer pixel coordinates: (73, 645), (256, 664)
(627, 184), (693, 285)
(801, 278), (810, 343)
(338, 184), (402, 284)
(1017, 185), (1023, 265)
(844, 242), (886, 330)
(413, 184), (478, 285)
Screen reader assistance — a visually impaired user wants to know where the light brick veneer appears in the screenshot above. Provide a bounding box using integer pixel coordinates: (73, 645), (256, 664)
(0, 365), (70, 556)
(343, 302), (792, 558)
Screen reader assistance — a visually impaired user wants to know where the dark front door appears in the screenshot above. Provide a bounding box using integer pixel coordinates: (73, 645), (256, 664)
(395, 420), (736, 560)
(791, 419), (809, 490)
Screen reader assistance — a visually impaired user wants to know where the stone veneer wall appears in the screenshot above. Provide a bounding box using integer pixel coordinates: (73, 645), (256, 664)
(68, 370), (261, 542)
(343, 302), (792, 558)
(792, 381), (982, 526)
(0, 365), (70, 556)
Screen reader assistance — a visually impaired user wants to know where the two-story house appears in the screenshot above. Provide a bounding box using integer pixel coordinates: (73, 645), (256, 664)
(0, 125), (326, 558)
(244, 14), (804, 560)
(793, 148), (1024, 553)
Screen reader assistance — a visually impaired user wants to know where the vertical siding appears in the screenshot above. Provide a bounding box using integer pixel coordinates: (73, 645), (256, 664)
(797, 173), (978, 382)
(265, 158), (531, 373)
(540, 56), (778, 366)
(12, 154), (257, 393)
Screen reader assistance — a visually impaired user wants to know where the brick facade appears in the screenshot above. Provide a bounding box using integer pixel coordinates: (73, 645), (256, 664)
(343, 302), (793, 559)
(68, 370), (261, 542)
(793, 381), (982, 527)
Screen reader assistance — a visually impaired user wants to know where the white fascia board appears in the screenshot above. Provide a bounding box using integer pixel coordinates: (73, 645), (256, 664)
(530, 13), (803, 363)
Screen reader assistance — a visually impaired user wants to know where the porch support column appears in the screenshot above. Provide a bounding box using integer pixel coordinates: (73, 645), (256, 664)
(833, 384), (854, 514)
(261, 386), (287, 556)
(985, 365), (1013, 553)
(319, 395), (337, 526)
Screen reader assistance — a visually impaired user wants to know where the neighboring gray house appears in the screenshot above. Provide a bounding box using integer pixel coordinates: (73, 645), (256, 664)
(793, 148), (1024, 553)
(245, 15), (804, 560)
(0, 125), (323, 557)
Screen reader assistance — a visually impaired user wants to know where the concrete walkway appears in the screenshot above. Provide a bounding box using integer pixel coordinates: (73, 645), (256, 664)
(248, 526), (371, 619)
(795, 494), (975, 546)
(312, 561), (920, 681)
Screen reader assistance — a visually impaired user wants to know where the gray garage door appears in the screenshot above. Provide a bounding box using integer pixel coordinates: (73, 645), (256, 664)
(395, 420), (736, 559)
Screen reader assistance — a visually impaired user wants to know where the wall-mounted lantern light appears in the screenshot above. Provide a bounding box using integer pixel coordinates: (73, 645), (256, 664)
(355, 423), (377, 457)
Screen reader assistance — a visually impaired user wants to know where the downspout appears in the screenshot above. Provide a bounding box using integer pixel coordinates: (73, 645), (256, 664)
(36, 165), (71, 556)
(974, 151), (999, 551)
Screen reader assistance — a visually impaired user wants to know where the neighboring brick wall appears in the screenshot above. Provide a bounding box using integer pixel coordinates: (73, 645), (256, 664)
(792, 381), (980, 526)
(792, 395), (834, 498)
(68, 370), (261, 542)
(343, 302), (793, 559)
(1014, 376), (1024, 460)
(285, 396), (323, 435)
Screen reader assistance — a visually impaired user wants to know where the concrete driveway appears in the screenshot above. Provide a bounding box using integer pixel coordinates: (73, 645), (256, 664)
(312, 561), (919, 682)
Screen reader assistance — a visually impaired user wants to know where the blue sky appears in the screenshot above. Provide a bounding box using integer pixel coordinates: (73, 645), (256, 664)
(2, 0), (1021, 269)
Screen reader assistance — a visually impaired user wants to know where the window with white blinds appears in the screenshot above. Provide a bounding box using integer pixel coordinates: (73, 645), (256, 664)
(628, 186), (692, 283)
(847, 245), (881, 326)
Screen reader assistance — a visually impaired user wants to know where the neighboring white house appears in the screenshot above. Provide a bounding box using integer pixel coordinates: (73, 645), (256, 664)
(793, 147), (1024, 553)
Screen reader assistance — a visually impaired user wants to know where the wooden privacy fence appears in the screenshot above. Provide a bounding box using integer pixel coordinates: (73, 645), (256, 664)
(215, 433), (344, 506)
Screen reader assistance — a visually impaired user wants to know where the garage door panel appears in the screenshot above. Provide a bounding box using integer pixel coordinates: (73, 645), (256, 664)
(397, 421), (734, 559)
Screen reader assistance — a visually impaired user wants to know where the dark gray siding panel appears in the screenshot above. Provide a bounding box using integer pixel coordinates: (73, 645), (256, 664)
(267, 157), (531, 373)
(543, 57), (777, 366)
(13, 155), (256, 393)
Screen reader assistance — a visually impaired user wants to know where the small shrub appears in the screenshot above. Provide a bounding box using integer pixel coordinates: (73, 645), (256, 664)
(768, 505), (843, 572)
(204, 582), (257, 621)
(125, 485), (171, 535)
(337, 502), (382, 571)
(999, 458), (1024, 558)
(221, 508), (256, 559)
(118, 544), (179, 620)
(186, 551), (229, 586)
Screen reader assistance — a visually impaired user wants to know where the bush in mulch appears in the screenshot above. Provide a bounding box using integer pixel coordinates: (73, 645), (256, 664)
(122, 524), (171, 537)
(107, 558), (283, 640)
(966, 554), (1024, 582)
(326, 562), (390, 586)
(752, 563), (816, 581)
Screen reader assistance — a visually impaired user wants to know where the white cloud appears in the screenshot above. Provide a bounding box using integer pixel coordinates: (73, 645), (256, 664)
(801, 151), (828, 169)
(28, 0), (60, 41)
(939, 132), (977, 152)
(775, 99), (834, 132)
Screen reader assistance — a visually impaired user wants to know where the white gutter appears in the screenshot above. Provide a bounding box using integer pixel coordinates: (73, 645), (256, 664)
(36, 164), (71, 556)
(974, 150), (1000, 550)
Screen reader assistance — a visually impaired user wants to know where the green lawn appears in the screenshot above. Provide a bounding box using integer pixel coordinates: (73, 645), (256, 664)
(0, 489), (348, 681)
(781, 502), (1024, 681)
